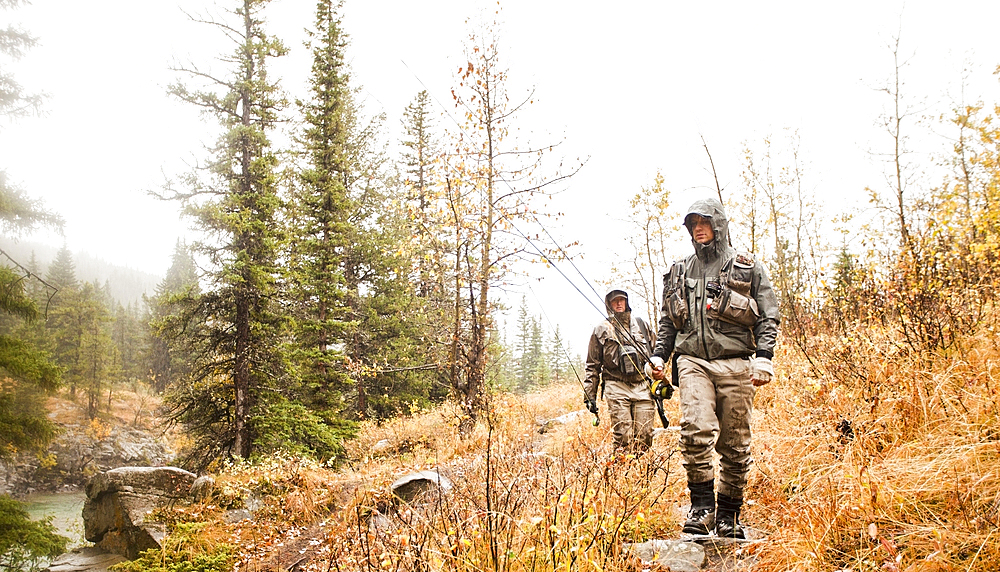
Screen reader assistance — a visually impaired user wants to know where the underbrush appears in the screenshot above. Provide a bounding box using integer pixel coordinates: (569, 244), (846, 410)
(117, 323), (1000, 571)
(751, 323), (1000, 571)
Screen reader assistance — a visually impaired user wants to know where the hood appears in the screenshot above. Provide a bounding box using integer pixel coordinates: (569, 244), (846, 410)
(683, 197), (731, 261)
(604, 289), (631, 315)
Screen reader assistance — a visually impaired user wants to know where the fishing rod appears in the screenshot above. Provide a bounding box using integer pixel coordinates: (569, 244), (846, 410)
(401, 60), (670, 423)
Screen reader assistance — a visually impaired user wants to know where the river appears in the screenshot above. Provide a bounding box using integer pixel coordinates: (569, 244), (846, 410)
(23, 490), (87, 548)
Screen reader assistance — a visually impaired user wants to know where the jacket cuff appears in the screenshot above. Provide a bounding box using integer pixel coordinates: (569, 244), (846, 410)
(755, 349), (774, 360)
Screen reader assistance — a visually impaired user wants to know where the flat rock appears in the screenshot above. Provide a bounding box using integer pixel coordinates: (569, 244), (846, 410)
(627, 539), (705, 572)
(46, 546), (126, 572)
(390, 469), (452, 502)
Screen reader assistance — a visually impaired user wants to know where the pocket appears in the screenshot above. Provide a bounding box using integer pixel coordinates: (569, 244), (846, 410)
(715, 288), (759, 327)
(666, 289), (688, 329)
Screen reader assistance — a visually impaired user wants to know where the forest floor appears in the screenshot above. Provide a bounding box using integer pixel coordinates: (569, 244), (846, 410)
(65, 324), (1000, 571)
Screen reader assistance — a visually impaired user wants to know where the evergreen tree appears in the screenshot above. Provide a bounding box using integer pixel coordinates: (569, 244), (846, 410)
(146, 241), (199, 393)
(287, 0), (437, 427)
(284, 0), (357, 433)
(161, 0), (322, 466)
(46, 244), (77, 290)
(549, 325), (568, 383)
(0, 2), (67, 562)
(528, 316), (550, 388)
(514, 297), (532, 391)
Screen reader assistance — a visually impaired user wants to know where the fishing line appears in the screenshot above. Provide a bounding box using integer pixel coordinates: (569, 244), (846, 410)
(400, 60), (659, 367)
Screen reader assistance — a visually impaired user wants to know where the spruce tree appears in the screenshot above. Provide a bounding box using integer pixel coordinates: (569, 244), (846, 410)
(162, 0), (324, 465)
(287, 0), (436, 426)
(285, 0), (356, 430)
(146, 241), (199, 393)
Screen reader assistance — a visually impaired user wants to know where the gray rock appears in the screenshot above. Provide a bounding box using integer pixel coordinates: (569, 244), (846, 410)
(46, 546), (126, 572)
(83, 466), (197, 559)
(538, 409), (591, 434)
(190, 475), (215, 502)
(627, 539), (705, 572)
(223, 508), (253, 524)
(390, 470), (452, 502)
(370, 439), (392, 455)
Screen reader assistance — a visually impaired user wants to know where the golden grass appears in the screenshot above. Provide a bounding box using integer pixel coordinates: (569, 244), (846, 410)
(126, 316), (1000, 571)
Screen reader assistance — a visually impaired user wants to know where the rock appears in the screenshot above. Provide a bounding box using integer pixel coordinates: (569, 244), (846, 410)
(1, 422), (174, 496)
(538, 409), (591, 434)
(83, 466), (197, 559)
(223, 508), (253, 524)
(370, 439), (392, 455)
(190, 475), (215, 502)
(390, 469), (452, 502)
(626, 539), (705, 572)
(46, 546), (126, 572)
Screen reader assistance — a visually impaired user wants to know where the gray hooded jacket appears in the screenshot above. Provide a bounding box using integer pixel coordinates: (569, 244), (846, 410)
(583, 289), (654, 403)
(653, 198), (780, 361)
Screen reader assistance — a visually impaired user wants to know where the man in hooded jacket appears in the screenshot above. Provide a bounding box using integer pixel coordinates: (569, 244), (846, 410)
(648, 197), (780, 539)
(583, 289), (657, 451)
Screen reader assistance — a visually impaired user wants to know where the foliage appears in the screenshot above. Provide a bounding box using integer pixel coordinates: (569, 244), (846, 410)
(607, 170), (679, 320)
(162, 0), (294, 466)
(109, 522), (233, 572)
(437, 12), (578, 436)
(0, 494), (67, 572)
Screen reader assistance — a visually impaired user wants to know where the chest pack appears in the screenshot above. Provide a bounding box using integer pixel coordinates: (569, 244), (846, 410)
(709, 252), (760, 327)
(662, 252), (760, 330)
(611, 316), (653, 376)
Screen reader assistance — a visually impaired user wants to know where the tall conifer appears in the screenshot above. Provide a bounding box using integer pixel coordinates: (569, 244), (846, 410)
(162, 0), (315, 465)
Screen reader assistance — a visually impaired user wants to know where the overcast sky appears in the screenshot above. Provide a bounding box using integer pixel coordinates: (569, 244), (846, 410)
(4, 0), (1000, 356)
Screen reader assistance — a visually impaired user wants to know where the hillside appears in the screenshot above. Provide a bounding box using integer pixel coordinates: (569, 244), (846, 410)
(0, 238), (163, 306)
(95, 318), (1000, 572)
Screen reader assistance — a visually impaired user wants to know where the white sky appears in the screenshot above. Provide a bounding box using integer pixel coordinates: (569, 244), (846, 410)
(4, 0), (1000, 357)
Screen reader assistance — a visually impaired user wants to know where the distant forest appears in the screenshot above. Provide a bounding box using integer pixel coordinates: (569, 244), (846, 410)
(0, 237), (161, 305)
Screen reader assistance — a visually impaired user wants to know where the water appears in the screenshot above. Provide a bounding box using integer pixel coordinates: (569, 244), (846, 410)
(22, 491), (87, 548)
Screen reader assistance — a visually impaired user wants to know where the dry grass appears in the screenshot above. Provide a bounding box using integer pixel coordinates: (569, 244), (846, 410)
(749, 323), (1000, 571)
(128, 318), (1000, 571)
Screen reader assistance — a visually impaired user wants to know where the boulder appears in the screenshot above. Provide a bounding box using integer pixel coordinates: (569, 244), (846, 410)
(626, 539), (705, 572)
(46, 546), (126, 572)
(390, 469), (452, 502)
(82, 466), (197, 559)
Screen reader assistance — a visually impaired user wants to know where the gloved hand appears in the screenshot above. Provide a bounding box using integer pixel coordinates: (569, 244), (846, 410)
(751, 356), (774, 386)
(584, 398), (599, 415)
(650, 378), (674, 400)
(645, 356), (666, 380)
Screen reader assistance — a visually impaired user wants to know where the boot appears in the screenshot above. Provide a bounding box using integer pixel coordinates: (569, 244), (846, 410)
(715, 493), (745, 539)
(682, 479), (715, 535)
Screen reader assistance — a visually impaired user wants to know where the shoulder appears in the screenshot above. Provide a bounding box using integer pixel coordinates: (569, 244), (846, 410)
(733, 251), (755, 269)
(592, 319), (613, 338)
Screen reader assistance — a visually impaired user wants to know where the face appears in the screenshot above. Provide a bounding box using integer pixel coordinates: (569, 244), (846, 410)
(610, 296), (627, 313)
(689, 215), (715, 244)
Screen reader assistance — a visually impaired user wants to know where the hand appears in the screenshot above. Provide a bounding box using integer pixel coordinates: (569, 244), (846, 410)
(751, 356), (774, 386)
(585, 398), (599, 415)
(645, 356), (666, 380)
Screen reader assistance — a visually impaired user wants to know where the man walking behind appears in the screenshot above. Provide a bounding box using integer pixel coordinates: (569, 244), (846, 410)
(584, 289), (657, 452)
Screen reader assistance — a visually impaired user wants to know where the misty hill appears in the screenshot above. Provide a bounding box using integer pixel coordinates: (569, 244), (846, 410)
(0, 238), (163, 306)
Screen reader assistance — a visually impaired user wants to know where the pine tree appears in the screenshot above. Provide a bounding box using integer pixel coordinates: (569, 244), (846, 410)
(46, 244), (77, 290)
(287, 0), (437, 427)
(284, 0), (357, 431)
(146, 241), (199, 393)
(161, 0), (313, 465)
(528, 316), (549, 388)
(0, 2), (67, 562)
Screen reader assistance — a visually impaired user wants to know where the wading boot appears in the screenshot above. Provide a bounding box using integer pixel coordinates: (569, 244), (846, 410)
(682, 479), (715, 535)
(715, 493), (745, 539)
